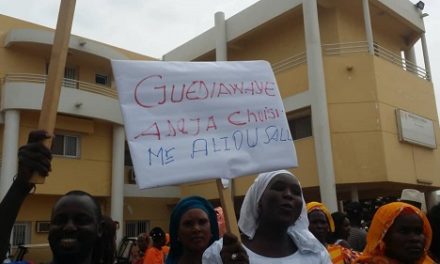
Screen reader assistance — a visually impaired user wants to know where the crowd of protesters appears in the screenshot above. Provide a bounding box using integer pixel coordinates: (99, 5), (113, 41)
(1, 131), (440, 264)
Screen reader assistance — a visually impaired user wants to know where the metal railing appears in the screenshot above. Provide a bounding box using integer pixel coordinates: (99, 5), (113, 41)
(3, 73), (118, 98)
(322, 41), (369, 55)
(373, 43), (428, 80)
(321, 41), (428, 80)
(272, 52), (307, 73)
(3, 43), (429, 92)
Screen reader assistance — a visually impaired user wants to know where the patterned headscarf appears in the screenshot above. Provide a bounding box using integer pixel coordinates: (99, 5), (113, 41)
(166, 196), (219, 264)
(354, 202), (434, 264)
(238, 169), (326, 254)
(306, 201), (336, 232)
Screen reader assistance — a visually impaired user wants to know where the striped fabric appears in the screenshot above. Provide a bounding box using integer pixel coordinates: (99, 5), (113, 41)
(328, 244), (360, 264)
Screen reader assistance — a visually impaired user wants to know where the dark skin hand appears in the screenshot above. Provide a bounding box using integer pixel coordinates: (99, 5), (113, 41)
(17, 130), (52, 180)
(0, 130), (52, 263)
(220, 232), (249, 264)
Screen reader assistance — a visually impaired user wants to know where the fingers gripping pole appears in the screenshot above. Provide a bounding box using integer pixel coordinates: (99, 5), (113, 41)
(216, 179), (241, 242)
(31, 0), (76, 184)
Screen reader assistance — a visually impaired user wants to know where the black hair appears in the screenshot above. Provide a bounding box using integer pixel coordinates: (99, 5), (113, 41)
(62, 190), (102, 220)
(149, 227), (165, 242)
(329, 211), (349, 242)
(345, 202), (363, 226)
(95, 215), (116, 264)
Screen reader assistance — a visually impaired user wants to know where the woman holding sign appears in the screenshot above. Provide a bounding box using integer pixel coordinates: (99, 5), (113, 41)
(203, 170), (331, 263)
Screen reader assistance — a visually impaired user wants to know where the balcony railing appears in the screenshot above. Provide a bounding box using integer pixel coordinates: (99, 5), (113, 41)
(272, 52), (307, 73)
(321, 41), (428, 80)
(3, 73), (118, 98)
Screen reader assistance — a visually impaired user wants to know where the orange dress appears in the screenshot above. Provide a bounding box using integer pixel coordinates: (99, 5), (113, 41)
(143, 246), (164, 264)
(327, 244), (360, 264)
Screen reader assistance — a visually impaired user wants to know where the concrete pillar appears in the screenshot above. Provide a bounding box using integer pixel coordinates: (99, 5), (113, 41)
(404, 46), (417, 73)
(427, 190), (440, 210)
(302, 0), (338, 212)
(420, 33), (432, 80)
(0, 110), (20, 200)
(111, 125), (125, 244)
(351, 186), (359, 202)
(215, 12), (227, 61)
(404, 46), (417, 63)
(362, 0), (374, 55)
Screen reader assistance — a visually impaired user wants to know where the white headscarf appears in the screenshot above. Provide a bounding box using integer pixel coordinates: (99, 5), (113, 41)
(238, 169), (326, 254)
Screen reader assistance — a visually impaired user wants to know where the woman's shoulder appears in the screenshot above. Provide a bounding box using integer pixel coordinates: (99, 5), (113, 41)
(244, 246), (331, 264)
(202, 237), (331, 264)
(202, 238), (223, 264)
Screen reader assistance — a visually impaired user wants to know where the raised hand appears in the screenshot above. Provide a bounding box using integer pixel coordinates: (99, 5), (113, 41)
(17, 130), (52, 183)
(220, 232), (249, 264)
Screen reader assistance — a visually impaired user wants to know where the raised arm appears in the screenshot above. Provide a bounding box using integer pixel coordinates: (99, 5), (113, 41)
(0, 131), (52, 262)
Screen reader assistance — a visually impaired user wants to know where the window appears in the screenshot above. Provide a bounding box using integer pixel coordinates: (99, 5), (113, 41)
(11, 222), (31, 246)
(51, 134), (80, 157)
(288, 108), (312, 140)
(36, 221), (51, 233)
(64, 67), (77, 88)
(95, 74), (109, 86)
(124, 220), (149, 237)
(46, 64), (77, 88)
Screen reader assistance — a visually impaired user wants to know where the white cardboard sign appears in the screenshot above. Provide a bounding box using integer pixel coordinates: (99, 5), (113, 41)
(112, 60), (297, 189)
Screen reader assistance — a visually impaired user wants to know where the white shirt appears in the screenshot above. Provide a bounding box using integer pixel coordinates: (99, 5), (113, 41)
(202, 238), (331, 264)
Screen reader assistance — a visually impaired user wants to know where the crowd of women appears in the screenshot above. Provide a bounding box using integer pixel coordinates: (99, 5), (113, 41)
(1, 131), (439, 264)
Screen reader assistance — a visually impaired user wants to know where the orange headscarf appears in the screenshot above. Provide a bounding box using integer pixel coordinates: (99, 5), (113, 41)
(306, 201), (335, 232)
(354, 202), (434, 264)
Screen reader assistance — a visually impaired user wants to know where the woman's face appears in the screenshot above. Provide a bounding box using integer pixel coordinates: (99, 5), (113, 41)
(384, 213), (426, 263)
(178, 208), (212, 253)
(308, 210), (330, 245)
(258, 173), (303, 227)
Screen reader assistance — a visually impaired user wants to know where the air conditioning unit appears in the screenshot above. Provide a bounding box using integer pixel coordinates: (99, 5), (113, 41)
(36, 221), (50, 233)
(128, 168), (136, 184)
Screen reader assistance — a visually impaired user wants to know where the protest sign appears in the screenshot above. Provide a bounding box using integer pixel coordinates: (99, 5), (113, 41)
(112, 60), (297, 189)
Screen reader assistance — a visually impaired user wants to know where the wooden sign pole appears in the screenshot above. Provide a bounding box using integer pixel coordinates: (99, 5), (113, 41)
(31, 0), (76, 184)
(216, 179), (241, 241)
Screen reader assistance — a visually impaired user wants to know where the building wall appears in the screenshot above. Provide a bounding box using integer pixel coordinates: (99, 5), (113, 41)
(180, 180), (218, 200)
(324, 53), (386, 184)
(228, 8), (305, 64)
(0, 13), (157, 263)
(374, 57), (440, 186)
(277, 65), (309, 97)
(2, 2), (440, 262)
(183, 0), (440, 192)
(0, 15), (48, 78)
(333, 0), (366, 42)
(12, 195), (56, 263)
(0, 43), (47, 77)
(318, 4), (341, 43)
(291, 137), (319, 187)
(18, 111), (113, 196)
(124, 197), (177, 232)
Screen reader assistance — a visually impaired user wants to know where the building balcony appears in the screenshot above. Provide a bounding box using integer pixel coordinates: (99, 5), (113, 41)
(271, 41), (428, 81)
(1, 73), (123, 124)
(3, 73), (117, 98)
